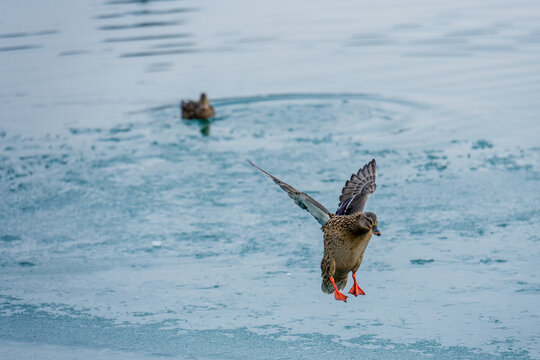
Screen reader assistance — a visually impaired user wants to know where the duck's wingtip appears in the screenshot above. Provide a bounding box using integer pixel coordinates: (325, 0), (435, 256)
(247, 159), (264, 173)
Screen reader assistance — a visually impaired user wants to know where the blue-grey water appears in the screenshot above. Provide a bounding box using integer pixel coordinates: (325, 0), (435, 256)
(1, 0), (540, 359)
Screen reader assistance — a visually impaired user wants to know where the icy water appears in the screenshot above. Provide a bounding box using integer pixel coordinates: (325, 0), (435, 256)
(1, 0), (540, 359)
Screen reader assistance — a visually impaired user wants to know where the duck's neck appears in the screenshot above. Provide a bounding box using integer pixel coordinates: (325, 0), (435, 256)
(352, 213), (371, 235)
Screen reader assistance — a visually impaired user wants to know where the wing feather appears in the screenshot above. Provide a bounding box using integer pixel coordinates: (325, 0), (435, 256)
(336, 159), (377, 215)
(248, 160), (332, 226)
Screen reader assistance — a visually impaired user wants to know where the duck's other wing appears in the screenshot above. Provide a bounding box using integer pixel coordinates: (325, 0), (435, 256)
(248, 159), (332, 226)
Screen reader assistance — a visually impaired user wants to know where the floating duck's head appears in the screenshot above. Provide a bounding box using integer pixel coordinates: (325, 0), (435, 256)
(363, 212), (381, 236)
(200, 93), (209, 106)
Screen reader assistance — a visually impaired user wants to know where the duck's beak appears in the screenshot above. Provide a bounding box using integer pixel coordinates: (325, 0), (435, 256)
(372, 225), (381, 236)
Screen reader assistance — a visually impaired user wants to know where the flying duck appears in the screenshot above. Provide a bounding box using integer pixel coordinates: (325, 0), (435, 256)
(248, 159), (381, 302)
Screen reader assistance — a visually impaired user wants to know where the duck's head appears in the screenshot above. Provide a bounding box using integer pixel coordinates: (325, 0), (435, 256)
(200, 93), (209, 106)
(363, 212), (381, 236)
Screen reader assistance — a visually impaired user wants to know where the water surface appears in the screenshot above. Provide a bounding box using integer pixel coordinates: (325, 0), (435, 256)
(1, 0), (539, 359)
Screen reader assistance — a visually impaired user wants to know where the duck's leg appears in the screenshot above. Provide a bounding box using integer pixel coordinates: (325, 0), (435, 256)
(348, 272), (365, 296)
(330, 276), (348, 302)
(321, 255), (348, 302)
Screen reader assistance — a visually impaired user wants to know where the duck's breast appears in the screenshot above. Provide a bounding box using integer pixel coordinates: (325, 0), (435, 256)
(323, 218), (372, 271)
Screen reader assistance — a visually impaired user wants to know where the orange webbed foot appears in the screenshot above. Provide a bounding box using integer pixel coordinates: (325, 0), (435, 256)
(349, 272), (366, 296)
(329, 276), (348, 302)
(334, 290), (348, 302)
(348, 283), (365, 296)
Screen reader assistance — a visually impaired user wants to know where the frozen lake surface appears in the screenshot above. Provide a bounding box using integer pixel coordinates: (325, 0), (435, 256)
(1, 0), (539, 359)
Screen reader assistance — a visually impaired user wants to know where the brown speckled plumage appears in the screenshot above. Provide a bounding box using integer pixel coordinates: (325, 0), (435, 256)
(181, 93), (216, 120)
(249, 159), (381, 302)
(320, 212), (378, 294)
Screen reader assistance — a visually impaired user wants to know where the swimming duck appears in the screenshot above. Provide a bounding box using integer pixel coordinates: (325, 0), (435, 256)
(181, 93), (216, 120)
(248, 159), (381, 302)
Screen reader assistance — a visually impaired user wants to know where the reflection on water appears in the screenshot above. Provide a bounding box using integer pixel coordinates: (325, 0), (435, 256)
(98, 20), (184, 31)
(0, 30), (58, 39)
(348, 22), (523, 57)
(95, 0), (198, 57)
(0, 45), (41, 52)
(103, 33), (190, 42)
(121, 47), (196, 57)
(95, 7), (197, 19)
(196, 119), (212, 136)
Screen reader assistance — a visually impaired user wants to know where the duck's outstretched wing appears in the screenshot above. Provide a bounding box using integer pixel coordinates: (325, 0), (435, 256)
(248, 160), (332, 226)
(336, 159), (377, 215)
